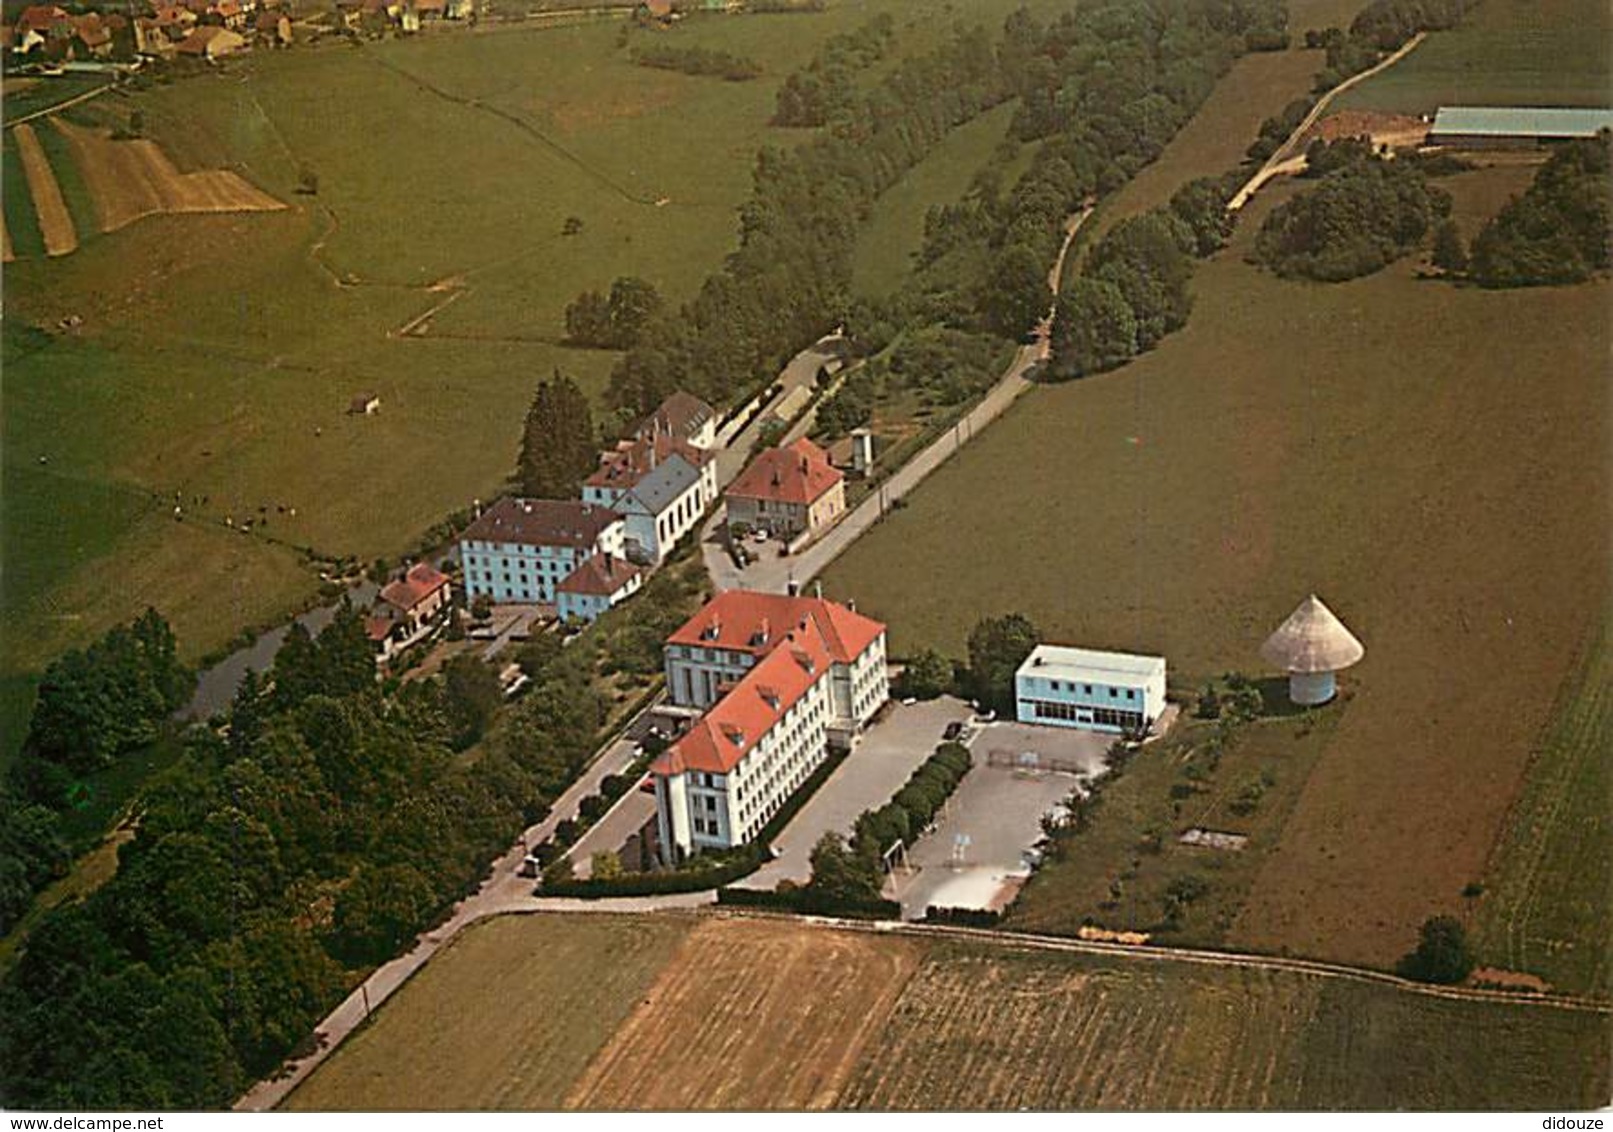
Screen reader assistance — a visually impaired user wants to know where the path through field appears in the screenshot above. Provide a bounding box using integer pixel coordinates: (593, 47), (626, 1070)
(51, 117), (284, 233)
(11, 123), (76, 256)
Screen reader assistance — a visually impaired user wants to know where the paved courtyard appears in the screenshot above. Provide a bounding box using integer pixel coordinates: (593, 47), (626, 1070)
(891, 720), (1115, 919)
(735, 696), (975, 890)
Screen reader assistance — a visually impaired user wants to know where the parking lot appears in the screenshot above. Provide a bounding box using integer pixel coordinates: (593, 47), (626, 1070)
(891, 720), (1116, 919)
(734, 696), (976, 890)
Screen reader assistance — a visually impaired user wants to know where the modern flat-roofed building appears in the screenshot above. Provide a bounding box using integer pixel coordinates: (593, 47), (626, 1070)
(458, 497), (624, 605)
(1015, 645), (1166, 734)
(1427, 106), (1613, 148)
(652, 589), (889, 861)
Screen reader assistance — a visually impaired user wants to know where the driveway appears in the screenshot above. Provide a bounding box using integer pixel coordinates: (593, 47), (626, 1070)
(570, 789), (658, 877)
(734, 696), (976, 890)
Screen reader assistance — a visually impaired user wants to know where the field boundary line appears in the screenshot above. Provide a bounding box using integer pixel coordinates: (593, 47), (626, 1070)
(1228, 32), (1427, 211)
(768, 913), (1613, 1015)
(6, 81), (112, 128)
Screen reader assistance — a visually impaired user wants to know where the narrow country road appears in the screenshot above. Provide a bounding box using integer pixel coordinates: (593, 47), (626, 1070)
(709, 207), (1092, 596)
(1227, 32), (1428, 211)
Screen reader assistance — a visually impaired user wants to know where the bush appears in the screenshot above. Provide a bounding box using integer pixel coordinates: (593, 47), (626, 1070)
(632, 44), (762, 81)
(1396, 915), (1475, 984)
(716, 885), (899, 919)
(923, 905), (1002, 927)
(542, 845), (765, 898)
(1469, 136), (1610, 288)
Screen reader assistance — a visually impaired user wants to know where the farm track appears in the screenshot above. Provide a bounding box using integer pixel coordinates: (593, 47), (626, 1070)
(2, 206), (13, 261)
(12, 123), (77, 256)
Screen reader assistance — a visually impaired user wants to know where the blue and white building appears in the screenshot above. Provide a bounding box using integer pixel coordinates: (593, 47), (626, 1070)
(458, 497), (625, 605)
(1015, 645), (1167, 734)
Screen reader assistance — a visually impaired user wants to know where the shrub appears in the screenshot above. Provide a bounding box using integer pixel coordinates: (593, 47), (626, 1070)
(1396, 915), (1475, 984)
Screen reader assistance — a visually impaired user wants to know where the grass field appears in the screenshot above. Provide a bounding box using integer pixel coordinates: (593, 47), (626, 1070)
(0, 0), (1047, 764)
(1474, 629), (1612, 998)
(283, 913), (693, 1110)
(1335, 0), (1613, 115)
(289, 915), (1613, 1110)
(850, 100), (1019, 298)
(823, 160), (1609, 968)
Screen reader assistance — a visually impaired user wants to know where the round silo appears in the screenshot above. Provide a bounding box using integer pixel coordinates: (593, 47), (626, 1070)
(1260, 595), (1365, 706)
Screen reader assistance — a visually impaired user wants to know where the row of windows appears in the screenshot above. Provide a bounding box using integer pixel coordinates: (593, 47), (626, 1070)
(1035, 679), (1139, 701)
(1027, 699), (1144, 728)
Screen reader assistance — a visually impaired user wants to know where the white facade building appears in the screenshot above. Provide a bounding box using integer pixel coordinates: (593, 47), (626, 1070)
(1014, 645), (1167, 734)
(653, 590), (889, 861)
(458, 498), (624, 605)
(583, 437), (717, 565)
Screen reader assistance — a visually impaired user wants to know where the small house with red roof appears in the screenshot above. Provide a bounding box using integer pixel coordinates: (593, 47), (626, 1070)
(724, 437), (845, 540)
(555, 552), (643, 625)
(175, 24), (245, 57)
(365, 561), (452, 663)
(652, 589), (889, 861)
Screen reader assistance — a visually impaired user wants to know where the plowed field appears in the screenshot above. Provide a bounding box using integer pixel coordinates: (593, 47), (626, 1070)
(11, 123), (76, 256)
(565, 917), (918, 1110)
(51, 116), (283, 233)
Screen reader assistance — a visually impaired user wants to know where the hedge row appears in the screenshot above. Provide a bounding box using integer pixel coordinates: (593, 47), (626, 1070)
(716, 885), (900, 920)
(923, 905), (1002, 928)
(850, 742), (971, 862)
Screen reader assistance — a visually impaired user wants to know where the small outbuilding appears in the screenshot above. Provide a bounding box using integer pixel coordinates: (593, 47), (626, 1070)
(348, 393), (381, 416)
(1260, 594), (1364, 706)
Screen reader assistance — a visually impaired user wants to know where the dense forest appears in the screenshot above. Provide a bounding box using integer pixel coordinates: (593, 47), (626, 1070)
(0, 604), (611, 1107)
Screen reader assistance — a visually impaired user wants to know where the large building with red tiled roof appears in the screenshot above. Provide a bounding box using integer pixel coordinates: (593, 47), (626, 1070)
(724, 437), (845, 540)
(652, 589), (889, 860)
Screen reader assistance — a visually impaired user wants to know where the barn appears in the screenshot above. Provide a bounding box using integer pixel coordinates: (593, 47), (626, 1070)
(1427, 106), (1613, 149)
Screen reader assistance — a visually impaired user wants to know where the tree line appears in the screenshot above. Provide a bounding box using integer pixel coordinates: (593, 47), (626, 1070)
(0, 599), (615, 1107)
(631, 43), (762, 82)
(1468, 134), (1611, 288)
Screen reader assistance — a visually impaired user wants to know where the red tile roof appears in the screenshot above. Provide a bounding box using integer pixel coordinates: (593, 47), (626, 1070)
(653, 623), (833, 775)
(585, 433), (710, 491)
(17, 5), (68, 32)
(461, 497), (622, 549)
(665, 589), (884, 666)
(725, 437), (842, 506)
(379, 562), (449, 614)
(365, 615), (394, 643)
(556, 552), (642, 597)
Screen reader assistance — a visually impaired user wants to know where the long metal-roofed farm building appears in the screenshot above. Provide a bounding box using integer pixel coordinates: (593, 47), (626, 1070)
(1014, 645), (1167, 735)
(1427, 106), (1613, 148)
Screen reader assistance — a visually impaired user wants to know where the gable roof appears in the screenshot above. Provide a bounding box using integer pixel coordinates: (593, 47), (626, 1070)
(726, 437), (842, 506)
(666, 589), (884, 666)
(623, 452), (701, 516)
(17, 5), (69, 32)
(638, 390), (714, 442)
(461, 496), (622, 550)
(379, 562), (449, 613)
(556, 552), (642, 597)
(176, 24), (244, 52)
(652, 622), (833, 776)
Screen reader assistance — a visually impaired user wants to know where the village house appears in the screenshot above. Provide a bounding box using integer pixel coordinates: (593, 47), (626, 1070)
(652, 589), (889, 861)
(253, 8), (290, 45)
(13, 5), (71, 54)
(555, 552), (644, 625)
(68, 13), (113, 58)
(724, 436), (845, 540)
(175, 24), (245, 58)
(365, 562), (452, 663)
(457, 497), (625, 606)
(637, 390), (717, 450)
(1014, 645), (1167, 734)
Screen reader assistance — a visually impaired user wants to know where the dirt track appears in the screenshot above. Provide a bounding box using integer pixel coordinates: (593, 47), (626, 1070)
(11, 123), (77, 256)
(51, 116), (283, 233)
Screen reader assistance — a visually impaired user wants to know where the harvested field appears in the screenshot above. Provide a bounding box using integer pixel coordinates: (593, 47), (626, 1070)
(11, 124), (76, 256)
(284, 914), (691, 1111)
(50, 117), (283, 234)
(839, 940), (1609, 1110)
(565, 918), (918, 1110)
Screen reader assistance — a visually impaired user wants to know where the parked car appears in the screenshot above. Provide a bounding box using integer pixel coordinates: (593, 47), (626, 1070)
(639, 774), (657, 794)
(942, 721), (965, 742)
(517, 855), (541, 878)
